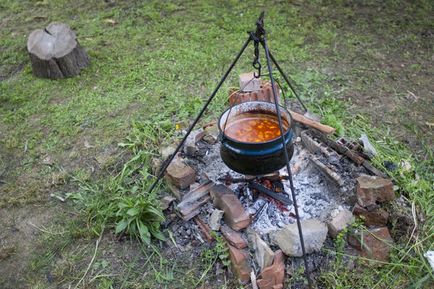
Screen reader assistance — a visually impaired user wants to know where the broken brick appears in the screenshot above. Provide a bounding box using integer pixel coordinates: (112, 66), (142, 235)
(165, 157), (196, 189)
(348, 227), (393, 263)
(227, 244), (251, 284)
(220, 225), (248, 249)
(256, 250), (285, 289)
(356, 175), (395, 207)
(353, 203), (389, 227)
(210, 184), (250, 231)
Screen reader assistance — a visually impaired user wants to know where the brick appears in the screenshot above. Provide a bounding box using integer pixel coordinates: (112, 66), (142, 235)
(220, 225), (247, 249)
(353, 203), (389, 227)
(230, 81), (281, 106)
(210, 184), (250, 231)
(348, 227), (393, 263)
(165, 158), (196, 189)
(227, 244), (251, 284)
(256, 250), (285, 289)
(356, 175), (395, 207)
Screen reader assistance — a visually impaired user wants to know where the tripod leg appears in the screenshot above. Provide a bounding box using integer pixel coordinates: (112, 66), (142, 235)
(262, 39), (313, 289)
(146, 36), (252, 195)
(268, 51), (308, 113)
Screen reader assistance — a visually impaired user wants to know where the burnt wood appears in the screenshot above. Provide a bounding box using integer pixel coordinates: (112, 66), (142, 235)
(27, 23), (89, 79)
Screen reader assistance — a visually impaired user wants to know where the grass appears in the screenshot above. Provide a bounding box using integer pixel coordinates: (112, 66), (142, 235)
(0, 0), (433, 288)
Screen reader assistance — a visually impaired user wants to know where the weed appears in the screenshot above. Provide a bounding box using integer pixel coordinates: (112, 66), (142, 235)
(115, 194), (165, 244)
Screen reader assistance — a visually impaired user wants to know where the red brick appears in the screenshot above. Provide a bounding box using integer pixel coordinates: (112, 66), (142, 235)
(353, 203), (389, 227)
(356, 175), (395, 207)
(348, 227), (393, 263)
(220, 225), (248, 249)
(165, 158), (196, 189)
(256, 250), (285, 289)
(210, 185), (250, 231)
(227, 244), (251, 284)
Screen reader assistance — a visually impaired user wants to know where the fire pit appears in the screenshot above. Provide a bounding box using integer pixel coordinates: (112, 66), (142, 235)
(150, 13), (398, 288)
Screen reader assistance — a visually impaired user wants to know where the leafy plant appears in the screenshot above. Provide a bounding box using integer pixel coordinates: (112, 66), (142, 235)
(115, 195), (165, 244)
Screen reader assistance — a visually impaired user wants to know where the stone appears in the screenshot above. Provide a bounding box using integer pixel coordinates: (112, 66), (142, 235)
(359, 134), (377, 157)
(183, 129), (205, 157)
(203, 123), (219, 144)
(220, 225), (248, 249)
(256, 250), (285, 289)
(160, 195), (176, 210)
(151, 158), (162, 175)
(348, 227), (393, 263)
(251, 271), (259, 289)
(271, 219), (327, 257)
(327, 208), (355, 238)
(209, 209), (224, 231)
(165, 158), (196, 190)
(356, 175), (395, 207)
(247, 229), (275, 271)
(210, 184), (250, 231)
(424, 251), (434, 272)
(353, 203), (389, 227)
(227, 244), (251, 284)
(160, 145), (176, 160)
(239, 72), (261, 92)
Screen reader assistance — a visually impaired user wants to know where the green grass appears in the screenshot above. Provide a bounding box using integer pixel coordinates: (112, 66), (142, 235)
(1, 0), (433, 288)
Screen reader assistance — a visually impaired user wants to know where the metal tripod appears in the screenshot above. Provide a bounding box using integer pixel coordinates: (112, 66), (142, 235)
(147, 12), (313, 288)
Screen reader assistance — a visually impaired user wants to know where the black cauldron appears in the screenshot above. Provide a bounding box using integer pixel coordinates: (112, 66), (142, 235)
(218, 101), (294, 175)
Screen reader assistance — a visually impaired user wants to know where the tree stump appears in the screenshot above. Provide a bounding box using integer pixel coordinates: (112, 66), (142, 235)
(27, 22), (89, 79)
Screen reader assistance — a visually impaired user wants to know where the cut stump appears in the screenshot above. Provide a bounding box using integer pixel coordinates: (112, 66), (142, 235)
(27, 23), (89, 79)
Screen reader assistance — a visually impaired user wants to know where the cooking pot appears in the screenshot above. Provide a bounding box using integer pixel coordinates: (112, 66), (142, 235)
(218, 101), (294, 175)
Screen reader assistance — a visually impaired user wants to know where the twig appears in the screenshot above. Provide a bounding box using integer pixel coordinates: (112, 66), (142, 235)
(74, 230), (104, 289)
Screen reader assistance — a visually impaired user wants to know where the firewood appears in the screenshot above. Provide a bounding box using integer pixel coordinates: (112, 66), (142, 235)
(289, 110), (336, 135)
(310, 129), (365, 165)
(27, 23), (89, 79)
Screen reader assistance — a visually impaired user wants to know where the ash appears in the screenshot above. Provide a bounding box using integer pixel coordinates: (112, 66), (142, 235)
(191, 140), (347, 236)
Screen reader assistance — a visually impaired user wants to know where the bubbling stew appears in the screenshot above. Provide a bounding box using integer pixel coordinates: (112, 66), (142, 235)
(224, 112), (288, 143)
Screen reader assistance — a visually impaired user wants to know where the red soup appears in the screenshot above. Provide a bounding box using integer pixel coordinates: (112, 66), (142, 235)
(224, 113), (287, 143)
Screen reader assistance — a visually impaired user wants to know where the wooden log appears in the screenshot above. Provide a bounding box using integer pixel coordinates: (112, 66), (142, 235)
(310, 129), (365, 165)
(289, 110), (336, 134)
(27, 23), (89, 79)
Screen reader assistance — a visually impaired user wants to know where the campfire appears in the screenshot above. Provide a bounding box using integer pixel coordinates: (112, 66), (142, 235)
(150, 13), (397, 288)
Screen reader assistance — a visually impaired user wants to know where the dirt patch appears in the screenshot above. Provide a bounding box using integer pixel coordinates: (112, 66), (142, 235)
(0, 204), (57, 288)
